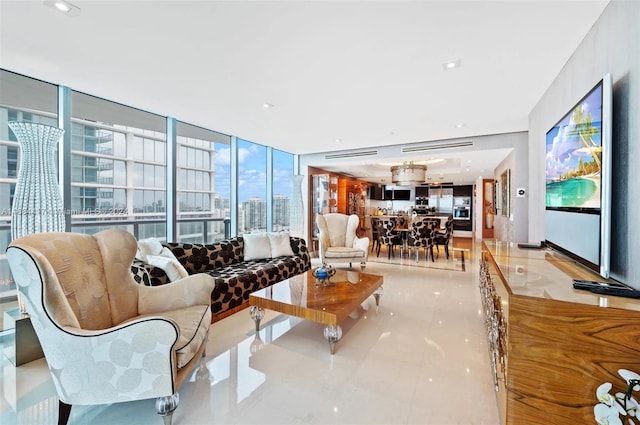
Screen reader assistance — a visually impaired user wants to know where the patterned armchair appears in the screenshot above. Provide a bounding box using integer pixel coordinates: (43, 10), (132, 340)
(316, 213), (369, 271)
(6, 229), (215, 425)
(407, 217), (436, 262)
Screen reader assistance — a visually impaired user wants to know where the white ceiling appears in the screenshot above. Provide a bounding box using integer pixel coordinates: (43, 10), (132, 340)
(0, 0), (609, 184)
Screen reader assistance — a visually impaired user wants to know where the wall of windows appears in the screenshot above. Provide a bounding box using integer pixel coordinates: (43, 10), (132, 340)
(273, 149), (294, 231)
(176, 121), (232, 243)
(237, 138), (267, 235)
(69, 90), (168, 239)
(0, 69), (296, 302)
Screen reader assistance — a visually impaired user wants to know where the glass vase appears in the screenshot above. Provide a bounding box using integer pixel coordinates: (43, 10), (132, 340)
(9, 121), (65, 312)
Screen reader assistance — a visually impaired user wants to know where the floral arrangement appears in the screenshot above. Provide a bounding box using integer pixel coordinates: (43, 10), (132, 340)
(595, 369), (640, 424)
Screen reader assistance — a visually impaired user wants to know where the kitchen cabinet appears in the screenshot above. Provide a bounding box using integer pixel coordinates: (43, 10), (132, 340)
(368, 184), (385, 200)
(453, 185), (473, 196)
(453, 185), (473, 231)
(415, 186), (429, 197)
(384, 188), (411, 200)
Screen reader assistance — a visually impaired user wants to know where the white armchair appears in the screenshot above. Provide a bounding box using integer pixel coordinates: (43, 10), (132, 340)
(6, 229), (215, 425)
(316, 213), (369, 271)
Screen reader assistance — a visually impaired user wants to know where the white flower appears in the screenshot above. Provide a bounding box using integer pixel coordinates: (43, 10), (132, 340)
(596, 382), (628, 415)
(599, 383), (618, 406)
(620, 369), (640, 391)
(596, 371), (640, 424)
(595, 403), (624, 425)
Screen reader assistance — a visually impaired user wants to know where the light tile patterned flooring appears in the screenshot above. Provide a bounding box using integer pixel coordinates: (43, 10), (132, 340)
(0, 238), (499, 425)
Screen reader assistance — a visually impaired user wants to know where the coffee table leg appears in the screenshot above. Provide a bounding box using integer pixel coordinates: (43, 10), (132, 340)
(249, 306), (265, 332)
(324, 325), (343, 355)
(373, 286), (384, 306)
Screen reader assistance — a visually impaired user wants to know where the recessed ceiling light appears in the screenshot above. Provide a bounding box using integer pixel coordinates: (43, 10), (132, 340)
(262, 102), (274, 109)
(44, 0), (80, 16)
(335, 138), (342, 143)
(442, 59), (462, 71)
(454, 123), (466, 128)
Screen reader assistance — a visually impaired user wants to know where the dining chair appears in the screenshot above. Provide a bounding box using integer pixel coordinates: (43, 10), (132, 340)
(370, 217), (382, 254)
(378, 218), (402, 259)
(407, 217), (436, 262)
(434, 215), (455, 259)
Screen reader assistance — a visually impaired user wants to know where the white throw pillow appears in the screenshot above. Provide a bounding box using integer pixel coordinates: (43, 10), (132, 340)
(243, 233), (272, 261)
(268, 232), (294, 257)
(146, 247), (189, 282)
(136, 238), (164, 262)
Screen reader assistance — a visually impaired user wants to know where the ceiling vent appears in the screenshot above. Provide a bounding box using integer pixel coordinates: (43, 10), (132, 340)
(324, 149), (379, 160)
(419, 182), (454, 186)
(401, 140), (474, 153)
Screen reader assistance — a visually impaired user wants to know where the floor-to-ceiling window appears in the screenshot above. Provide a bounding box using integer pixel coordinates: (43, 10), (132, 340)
(176, 121), (231, 243)
(237, 138), (267, 235)
(0, 68), (299, 310)
(272, 149), (294, 232)
(70, 90), (167, 239)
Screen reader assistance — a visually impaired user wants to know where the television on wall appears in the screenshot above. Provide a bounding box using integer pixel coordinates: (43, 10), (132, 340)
(544, 73), (612, 278)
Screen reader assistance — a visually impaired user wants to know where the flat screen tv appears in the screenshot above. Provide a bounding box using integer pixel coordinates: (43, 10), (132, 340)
(544, 73), (612, 278)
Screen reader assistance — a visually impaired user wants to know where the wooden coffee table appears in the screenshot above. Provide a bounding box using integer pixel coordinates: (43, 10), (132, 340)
(249, 268), (384, 354)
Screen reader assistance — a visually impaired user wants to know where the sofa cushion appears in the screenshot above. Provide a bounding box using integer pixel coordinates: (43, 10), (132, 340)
(137, 238), (164, 262)
(268, 232), (295, 257)
(131, 260), (170, 286)
(324, 247), (366, 259)
(157, 304), (211, 369)
(166, 239), (241, 274)
(146, 247), (189, 282)
(243, 233), (272, 261)
(209, 256), (308, 315)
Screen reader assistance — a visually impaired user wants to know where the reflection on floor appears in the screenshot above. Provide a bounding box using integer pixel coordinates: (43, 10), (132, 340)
(0, 239), (500, 425)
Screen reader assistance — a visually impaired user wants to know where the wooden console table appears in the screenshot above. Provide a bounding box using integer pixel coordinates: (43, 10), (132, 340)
(480, 240), (640, 425)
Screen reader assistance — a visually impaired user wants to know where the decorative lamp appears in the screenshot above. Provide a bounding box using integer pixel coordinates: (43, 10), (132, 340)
(390, 162), (427, 186)
(9, 121), (65, 313)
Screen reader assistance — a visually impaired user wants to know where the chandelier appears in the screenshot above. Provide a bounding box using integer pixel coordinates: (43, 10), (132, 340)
(390, 162), (427, 186)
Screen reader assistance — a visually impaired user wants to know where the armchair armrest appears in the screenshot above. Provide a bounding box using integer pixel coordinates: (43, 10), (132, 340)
(138, 273), (215, 315)
(50, 317), (180, 404)
(353, 236), (370, 260)
(289, 237), (308, 255)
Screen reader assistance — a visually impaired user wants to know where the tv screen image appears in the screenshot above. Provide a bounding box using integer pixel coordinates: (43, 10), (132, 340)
(544, 74), (612, 278)
(545, 83), (603, 210)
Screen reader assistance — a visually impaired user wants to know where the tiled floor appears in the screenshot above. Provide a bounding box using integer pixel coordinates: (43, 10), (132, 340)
(0, 239), (500, 425)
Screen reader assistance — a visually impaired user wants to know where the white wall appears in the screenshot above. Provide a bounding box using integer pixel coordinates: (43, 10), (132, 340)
(528, 0), (640, 285)
(493, 151), (516, 242)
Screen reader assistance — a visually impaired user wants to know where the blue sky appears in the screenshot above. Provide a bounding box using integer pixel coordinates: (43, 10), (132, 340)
(214, 139), (294, 202)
